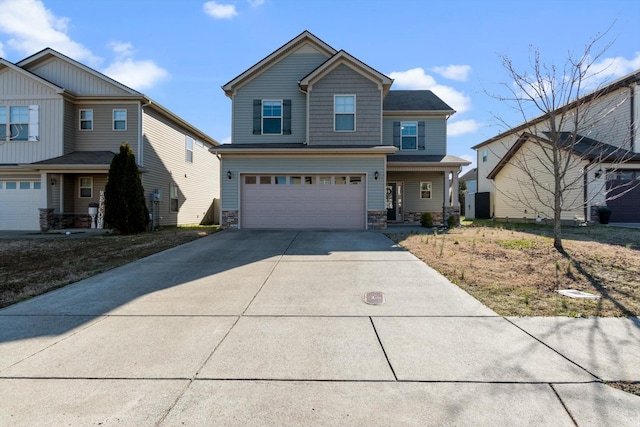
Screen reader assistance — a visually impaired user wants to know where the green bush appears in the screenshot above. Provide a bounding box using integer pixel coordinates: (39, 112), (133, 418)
(420, 212), (433, 228)
(447, 214), (457, 228)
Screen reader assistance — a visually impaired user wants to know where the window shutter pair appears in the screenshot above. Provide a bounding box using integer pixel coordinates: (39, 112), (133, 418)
(253, 99), (291, 135)
(392, 121), (400, 147)
(28, 105), (39, 141)
(418, 121), (425, 149)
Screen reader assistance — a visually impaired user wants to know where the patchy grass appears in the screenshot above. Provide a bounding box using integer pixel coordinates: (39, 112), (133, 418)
(389, 221), (640, 317)
(0, 226), (218, 308)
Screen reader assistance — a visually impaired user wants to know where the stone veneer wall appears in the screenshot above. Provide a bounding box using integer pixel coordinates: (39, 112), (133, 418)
(367, 210), (387, 230)
(221, 210), (238, 229)
(401, 211), (445, 226)
(39, 209), (92, 232)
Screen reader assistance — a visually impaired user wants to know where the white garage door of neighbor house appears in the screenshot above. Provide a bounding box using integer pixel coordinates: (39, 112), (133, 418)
(0, 181), (42, 230)
(241, 174), (366, 229)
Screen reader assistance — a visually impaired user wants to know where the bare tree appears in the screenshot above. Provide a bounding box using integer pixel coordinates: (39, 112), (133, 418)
(487, 32), (639, 251)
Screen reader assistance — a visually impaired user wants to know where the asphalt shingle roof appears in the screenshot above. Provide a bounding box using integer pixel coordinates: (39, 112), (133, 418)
(383, 90), (454, 112)
(31, 151), (115, 165)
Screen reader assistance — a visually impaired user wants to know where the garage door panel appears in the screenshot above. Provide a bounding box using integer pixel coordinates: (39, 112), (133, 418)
(0, 181), (41, 230)
(241, 175), (365, 229)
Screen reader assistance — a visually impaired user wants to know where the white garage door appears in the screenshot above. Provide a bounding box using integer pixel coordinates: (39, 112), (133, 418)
(0, 180), (42, 230)
(241, 174), (366, 229)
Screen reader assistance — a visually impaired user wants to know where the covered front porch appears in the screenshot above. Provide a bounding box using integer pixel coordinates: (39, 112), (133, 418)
(386, 155), (469, 226)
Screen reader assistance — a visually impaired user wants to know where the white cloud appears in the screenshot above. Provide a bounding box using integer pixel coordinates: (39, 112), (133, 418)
(0, 41), (4, 57)
(0, 0), (100, 66)
(432, 65), (471, 82)
(389, 67), (471, 113)
(248, 0), (265, 6)
(448, 119), (481, 136)
(203, 1), (238, 19)
(221, 136), (232, 145)
(587, 51), (640, 83)
(102, 43), (169, 91)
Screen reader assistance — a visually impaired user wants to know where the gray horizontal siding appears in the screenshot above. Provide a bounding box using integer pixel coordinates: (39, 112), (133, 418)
(383, 117), (446, 155)
(309, 64), (381, 145)
(73, 103), (139, 152)
(221, 155), (385, 211)
(232, 52), (329, 144)
(28, 58), (130, 95)
(387, 171), (445, 211)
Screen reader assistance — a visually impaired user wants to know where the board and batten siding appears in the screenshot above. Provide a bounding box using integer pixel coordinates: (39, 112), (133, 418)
(27, 58), (131, 96)
(221, 155), (385, 211)
(73, 103), (139, 152)
(386, 172), (445, 212)
(493, 142), (586, 221)
(63, 100), (76, 154)
(232, 50), (329, 144)
(382, 117), (446, 155)
(142, 108), (220, 226)
(308, 64), (381, 145)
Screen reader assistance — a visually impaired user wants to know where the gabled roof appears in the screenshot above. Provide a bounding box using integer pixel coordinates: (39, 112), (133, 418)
(383, 90), (455, 114)
(472, 69), (640, 150)
(387, 154), (471, 166)
(0, 58), (66, 94)
(222, 31), (337, 97)
(17, 48), (141, 95)
(31, 151), (115, 166)
(298, 50), (393, 94)
(460, 167), (477, 181)
(486, 132), (640, 179)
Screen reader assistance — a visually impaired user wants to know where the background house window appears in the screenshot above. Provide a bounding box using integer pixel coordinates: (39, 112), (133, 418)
(170, 184), (179, 212)
(262, 100), (282, 134)
(334, 95), (355, 131)
(401, 122), (418, 150)
(80, 109), (93, 130)
(420, 182), (432, 199)
(482, 149), (488, 162)
(79, 177), (93, 198)
(186, 136), (194, 162)
(113, 109), (127, 130)
(0, 106), (28, 140)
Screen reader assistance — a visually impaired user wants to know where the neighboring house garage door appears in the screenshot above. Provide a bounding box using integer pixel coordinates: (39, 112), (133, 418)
(607, 170), (640, 223)
(0, 180), (42, 230)
(241, 174), (366, 229)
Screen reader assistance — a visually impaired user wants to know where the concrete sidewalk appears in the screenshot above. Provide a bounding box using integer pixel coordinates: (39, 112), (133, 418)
(1, 230), (638, 426)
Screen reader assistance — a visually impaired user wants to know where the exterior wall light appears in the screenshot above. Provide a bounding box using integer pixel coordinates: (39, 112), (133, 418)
(227, 170), (232, 180)
(595, 168), (603, 179)
(374, 171), (379, 180)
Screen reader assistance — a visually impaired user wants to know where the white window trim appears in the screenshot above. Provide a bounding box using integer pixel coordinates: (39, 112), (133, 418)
(79, 177), (93, 198)
(186, 136), (194, 163)
(79, 109), (93, 131)
(262, 99), (283, 135)
(170, 184), (179, 213)
(420, 181), (432, 199)
(400, 121), (418, 150)
(113, 109), (127, 131)
(482, 149), (488, 162)
(1, 105), (38, 141)
(334, 95), (356, 132)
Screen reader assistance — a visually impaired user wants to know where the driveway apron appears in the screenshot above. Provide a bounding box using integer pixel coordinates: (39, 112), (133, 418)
(1, 230), (638, 426)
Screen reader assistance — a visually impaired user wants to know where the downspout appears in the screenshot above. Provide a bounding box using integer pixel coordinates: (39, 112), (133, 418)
(630, 83), (636, 152)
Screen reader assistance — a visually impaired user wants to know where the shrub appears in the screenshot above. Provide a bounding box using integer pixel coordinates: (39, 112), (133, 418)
(447, 214), (457, 228)
(105, 143), (149, 234)
(420, 212), (433, 228)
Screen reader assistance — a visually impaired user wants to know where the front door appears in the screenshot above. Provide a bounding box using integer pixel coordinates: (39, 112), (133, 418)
(386, 182), (402, 222)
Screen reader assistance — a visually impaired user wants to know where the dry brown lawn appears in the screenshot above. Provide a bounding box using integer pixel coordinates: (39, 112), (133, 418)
(0, 226), (218, 308)
(389, 221), (640, 318)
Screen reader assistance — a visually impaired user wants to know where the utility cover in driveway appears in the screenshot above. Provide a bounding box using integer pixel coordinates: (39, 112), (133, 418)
(364, 291), (385, 305)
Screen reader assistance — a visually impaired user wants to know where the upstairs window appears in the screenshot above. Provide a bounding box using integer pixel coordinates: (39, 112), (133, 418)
(113, 109), (127, 130)
(401, 122), (417, 150)
(80, 109), (93, 130)
(0, 106), (38, 141)
(262, 100), (282, 134)
(334, 95), (355, 131)
(482, 149), (488, 162)
(186, 136), (194, 162)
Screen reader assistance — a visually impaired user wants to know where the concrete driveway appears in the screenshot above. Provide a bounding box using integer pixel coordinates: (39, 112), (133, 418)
(1, 230), (638, 426)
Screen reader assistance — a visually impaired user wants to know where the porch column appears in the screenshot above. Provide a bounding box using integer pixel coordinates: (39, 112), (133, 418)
(452, 170), (459, 207)
(443, 171), (450, 207)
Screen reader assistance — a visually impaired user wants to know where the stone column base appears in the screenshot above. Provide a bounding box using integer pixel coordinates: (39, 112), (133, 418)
(221, 210), (239, 229)
(367, 210), (387, 230)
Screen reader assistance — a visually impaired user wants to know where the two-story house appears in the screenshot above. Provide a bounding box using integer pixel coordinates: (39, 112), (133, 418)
(214, 31), (468, 230)
(471, 70), (640, 224)
(0, 48), (220, 231)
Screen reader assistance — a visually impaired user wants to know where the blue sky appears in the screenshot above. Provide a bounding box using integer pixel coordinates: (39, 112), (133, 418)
(1, 0), (639, 171)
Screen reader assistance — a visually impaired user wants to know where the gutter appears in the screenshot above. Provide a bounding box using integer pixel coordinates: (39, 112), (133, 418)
(210, 146), (398, 155)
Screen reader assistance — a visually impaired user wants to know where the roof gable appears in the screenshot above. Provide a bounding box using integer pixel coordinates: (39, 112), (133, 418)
(298, 50), (393, 94)
(17, 48), (140, 96)
(222, 30), (337, 97)
(0, 58), (65, 95)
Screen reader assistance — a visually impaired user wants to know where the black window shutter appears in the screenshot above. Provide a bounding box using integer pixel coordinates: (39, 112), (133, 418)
(283, 99), (291, 135)
(393, 121), (400, 148)
(253, 100), (261, 135)
(418, 121), (426, 150)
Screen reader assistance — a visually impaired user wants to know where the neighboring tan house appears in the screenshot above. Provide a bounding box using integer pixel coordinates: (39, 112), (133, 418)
(214, 31), (468, 230)
(0, 48), (220, 231)
(471, 69), (640, 223)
